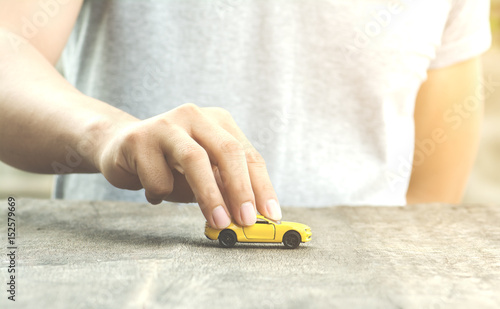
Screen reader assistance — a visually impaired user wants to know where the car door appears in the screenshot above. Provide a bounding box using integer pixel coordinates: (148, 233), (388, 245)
(243, 218), (275, 240)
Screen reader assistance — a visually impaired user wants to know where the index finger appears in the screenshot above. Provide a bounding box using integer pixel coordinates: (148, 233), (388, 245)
(159, 127), (232, 230)
(203, 108), (282, 221)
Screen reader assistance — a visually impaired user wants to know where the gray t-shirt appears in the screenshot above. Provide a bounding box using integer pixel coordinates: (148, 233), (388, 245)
(56, 0), (491, 206)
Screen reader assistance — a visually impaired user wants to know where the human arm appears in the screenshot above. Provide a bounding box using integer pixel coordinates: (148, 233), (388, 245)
(0, 0), (282, 227)
(406, 57), (484, 203)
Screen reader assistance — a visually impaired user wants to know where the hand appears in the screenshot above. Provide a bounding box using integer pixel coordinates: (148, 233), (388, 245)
(96, 103), (282, 228)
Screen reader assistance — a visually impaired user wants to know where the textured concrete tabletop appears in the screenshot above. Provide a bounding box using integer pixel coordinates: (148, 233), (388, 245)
(1, 198), (499, 309)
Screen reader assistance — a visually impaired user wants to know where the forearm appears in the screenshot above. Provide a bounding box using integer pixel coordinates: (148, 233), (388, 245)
(407, 57), (483, 203)
(0, 29), (137, 174)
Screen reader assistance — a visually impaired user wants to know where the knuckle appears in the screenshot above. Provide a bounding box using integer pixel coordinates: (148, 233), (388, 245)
(154, 116), (173, 129)
(121, 129), (149, 156)
(201, 183), (220, 202)
(205, 107), (234, 123)
(177, 103), (202, 117)
(177, 144), (207, 163)
(246, 149), (266, 165)
(220, 139), (244, 156)
(123, 128), (147, 146)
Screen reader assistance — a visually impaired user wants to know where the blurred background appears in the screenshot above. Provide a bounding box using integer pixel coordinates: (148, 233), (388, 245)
(1, 2), (499, 203)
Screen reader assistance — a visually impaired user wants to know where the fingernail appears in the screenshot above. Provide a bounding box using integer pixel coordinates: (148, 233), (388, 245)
(212, 205), (231, 229)
(240, 202), (256, 226)
(266, 199), (282, 220)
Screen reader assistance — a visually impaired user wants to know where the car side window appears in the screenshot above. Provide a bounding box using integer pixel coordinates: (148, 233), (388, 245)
(255, 218), (268, 224)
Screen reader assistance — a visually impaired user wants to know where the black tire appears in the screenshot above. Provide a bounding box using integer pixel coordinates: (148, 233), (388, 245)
(283, 231), (301, 249)
(218, 229), (237, 248)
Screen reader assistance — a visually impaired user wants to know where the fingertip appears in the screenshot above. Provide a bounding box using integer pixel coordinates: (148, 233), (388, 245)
(145, 191), (165, 205)
(146, 196), (162, 205)
(240, 201), (257, 226)
(265, 199), (282, 221)
(212, 205), (231, 229)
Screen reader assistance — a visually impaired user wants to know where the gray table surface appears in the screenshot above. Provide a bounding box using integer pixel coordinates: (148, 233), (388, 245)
(1, 198), (499, 309)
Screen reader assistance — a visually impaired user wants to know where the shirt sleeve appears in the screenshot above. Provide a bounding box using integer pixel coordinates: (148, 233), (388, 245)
(429, 0), (492, 69)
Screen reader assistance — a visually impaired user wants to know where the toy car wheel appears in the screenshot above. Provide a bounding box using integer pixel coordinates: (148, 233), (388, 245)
(283, 231), (301, 249)
(219, 229), (237, 248)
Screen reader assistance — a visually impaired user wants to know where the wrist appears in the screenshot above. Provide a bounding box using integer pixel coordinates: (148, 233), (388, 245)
(77, 103), (139, 174)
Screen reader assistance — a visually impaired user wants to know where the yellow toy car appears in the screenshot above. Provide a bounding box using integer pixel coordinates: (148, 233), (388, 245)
(205, 215), (312, 249)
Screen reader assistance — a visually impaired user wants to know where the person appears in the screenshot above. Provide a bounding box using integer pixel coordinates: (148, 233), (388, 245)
(0, 0), (491, 229)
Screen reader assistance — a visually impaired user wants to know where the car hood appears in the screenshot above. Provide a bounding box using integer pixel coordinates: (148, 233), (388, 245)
(279, 221), (310, 230)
